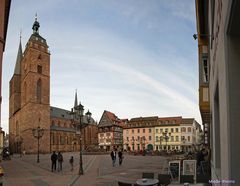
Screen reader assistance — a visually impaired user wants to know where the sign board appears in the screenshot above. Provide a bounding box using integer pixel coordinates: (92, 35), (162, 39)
(183, 160), (197, 181)
(169, 160), (180, 183)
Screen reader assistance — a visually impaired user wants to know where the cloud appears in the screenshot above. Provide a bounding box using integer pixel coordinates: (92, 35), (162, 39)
(1, 0), (201, 132)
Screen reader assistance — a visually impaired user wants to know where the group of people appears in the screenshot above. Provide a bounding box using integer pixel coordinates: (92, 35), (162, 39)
(110, 149), (124, 167)
(51, 148), (124, 172)
(51, 151), (64, 172)
(51, 151), (74, 172)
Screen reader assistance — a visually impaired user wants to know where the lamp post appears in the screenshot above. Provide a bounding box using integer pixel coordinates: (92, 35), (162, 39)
(32, 126), (44, 163)
(70, 103), (91, 175)
(161, 131), (171, 151)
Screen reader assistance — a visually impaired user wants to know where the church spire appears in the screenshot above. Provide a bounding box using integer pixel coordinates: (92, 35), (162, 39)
(14, 33), (23, 74)
(74, 89), (78, 108)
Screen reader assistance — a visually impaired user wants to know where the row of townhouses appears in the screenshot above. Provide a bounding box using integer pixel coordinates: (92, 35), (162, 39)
(98, 110), (202, 152)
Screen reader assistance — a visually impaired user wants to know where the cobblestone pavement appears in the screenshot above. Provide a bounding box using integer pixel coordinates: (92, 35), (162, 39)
(0, 153), (169, 186)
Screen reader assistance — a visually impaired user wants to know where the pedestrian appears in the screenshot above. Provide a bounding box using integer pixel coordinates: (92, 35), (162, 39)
(51, 151), (57, 172)
(110, 149), (116, 167)
(69, 156), (74, 171)
(57, 152), (63, 171)
(118, 150), (123, 165)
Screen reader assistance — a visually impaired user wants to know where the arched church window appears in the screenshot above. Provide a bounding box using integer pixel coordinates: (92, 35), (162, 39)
(36, 79), (42, 103)
(16, 121), (19, 136)
(24, 82), (27, 103)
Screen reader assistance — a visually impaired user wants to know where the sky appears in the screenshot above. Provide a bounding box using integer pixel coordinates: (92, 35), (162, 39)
(2, 0), (200, 132)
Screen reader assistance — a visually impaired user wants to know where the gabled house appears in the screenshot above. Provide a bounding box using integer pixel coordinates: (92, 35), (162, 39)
(98, 110), (125, 151)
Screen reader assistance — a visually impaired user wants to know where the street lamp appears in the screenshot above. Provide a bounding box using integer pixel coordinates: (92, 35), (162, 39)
(70, 103), (91, 175)
(32, 126), (44, 163)
(161, 131), (171, 151)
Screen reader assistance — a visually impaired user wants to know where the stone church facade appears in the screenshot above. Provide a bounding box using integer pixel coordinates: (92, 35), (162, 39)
(9, 18), (98, 154)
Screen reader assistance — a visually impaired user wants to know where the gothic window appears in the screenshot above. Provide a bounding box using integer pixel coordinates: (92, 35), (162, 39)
(37, 65), (42, 74)
(52, 133), (54, 144)
(24, 64), (27, 75)
(16, 121), (19, 136)
(60, 135), (65, 145)
(24, 82), (27, 103)
(36, 79), (42, 103)
(66, 136), (68, 145)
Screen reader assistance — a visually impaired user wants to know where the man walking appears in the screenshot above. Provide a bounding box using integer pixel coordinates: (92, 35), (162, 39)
(51, 151), (57, 172)
(110, 149), (116, 167)
(118, 150), (123, 165)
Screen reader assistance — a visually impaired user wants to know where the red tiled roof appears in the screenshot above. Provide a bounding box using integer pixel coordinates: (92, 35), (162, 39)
(103, 110), (125, 127)
(182, 118), (195, 124)
(158, 116), (182, 124)
(105, 111), (117, 122)
(130, 116), (158, 122)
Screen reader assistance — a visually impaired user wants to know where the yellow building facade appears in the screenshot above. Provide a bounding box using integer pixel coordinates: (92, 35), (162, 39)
(154, 117), (182, 151)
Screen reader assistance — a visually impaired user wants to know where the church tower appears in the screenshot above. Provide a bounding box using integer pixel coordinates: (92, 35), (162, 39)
(9, 35), (23, 152)
(9, 16), (51, 153)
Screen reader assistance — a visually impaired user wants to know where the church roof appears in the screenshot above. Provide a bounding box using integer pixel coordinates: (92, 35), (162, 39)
(14, 39), (22, 74)
(50, 106), (96, 124)
(50, 106), (72, 119)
